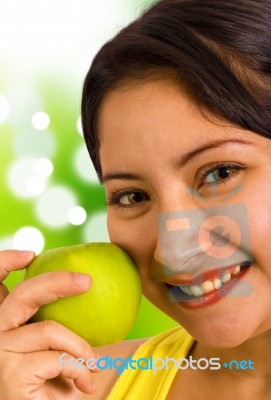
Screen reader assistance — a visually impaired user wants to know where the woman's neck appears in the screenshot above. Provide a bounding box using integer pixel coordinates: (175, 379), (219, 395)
(190, 329), (271, 396)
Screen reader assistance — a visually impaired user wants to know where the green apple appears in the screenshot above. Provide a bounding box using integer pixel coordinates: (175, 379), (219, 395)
(24, 242), (142, 346)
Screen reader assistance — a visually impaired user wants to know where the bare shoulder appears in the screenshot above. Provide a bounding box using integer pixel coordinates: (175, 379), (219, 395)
(81, 337), (149, 400)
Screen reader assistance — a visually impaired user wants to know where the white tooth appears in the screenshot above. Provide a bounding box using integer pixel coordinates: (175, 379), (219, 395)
(190, 285), (203, 296)
(221, 272), (231, 283)
(185, 287), (193, 296)
(232, 265), (241, 275)
(181, 287), (188, 294)
(213, 278), (222, 289)
(201, 280), (214, 294)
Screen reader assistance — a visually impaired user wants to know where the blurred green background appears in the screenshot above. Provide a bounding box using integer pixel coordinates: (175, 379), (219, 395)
(0, 0), (177, 339)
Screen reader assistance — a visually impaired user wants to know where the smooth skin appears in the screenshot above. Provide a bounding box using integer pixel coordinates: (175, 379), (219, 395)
(1, 77), (271, 399)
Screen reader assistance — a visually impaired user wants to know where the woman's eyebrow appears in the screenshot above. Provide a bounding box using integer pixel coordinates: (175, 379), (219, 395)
(173, 138), (254, 169)
(102, 171), (144, 183)
(102, 138), (254, 183)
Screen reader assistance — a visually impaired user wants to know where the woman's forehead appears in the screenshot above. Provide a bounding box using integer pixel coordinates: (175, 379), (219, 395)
(99, 79), (241, 151)
(99, 79), (215, 143)
(98, 78), (269, 181)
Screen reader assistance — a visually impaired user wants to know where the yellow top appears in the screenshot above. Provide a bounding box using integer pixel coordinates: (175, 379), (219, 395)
(107, 326), (195, 400)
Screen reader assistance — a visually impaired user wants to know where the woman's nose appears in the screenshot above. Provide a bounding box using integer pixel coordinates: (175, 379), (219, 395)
(154, 230), (205, 276)
(153, 202), (207, 275)
(153, 192), (233, 277)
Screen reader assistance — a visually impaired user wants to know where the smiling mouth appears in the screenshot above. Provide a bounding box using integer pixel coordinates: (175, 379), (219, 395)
(165, 260), (252, 298)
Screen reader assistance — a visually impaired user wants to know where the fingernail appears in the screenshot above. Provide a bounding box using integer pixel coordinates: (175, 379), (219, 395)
(19, 250), (36, 260)
(73, 273), (91, 287)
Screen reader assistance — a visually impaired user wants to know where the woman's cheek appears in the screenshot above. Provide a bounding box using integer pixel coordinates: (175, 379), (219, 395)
(107, 212), (158, 269)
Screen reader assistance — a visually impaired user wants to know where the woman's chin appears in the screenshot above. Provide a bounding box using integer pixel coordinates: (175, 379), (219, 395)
(184, 318), (255, 350)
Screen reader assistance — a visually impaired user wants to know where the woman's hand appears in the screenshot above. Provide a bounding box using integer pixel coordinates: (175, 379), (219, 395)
(0, 249), (100, 400)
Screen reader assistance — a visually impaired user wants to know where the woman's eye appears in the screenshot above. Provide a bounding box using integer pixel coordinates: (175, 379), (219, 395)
(200, 163), (243, 186)
(119, 192), (148, 205)
(106, 190), (150, 209)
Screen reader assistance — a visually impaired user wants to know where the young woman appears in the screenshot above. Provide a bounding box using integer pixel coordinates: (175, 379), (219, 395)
(1, 0), (271, 398)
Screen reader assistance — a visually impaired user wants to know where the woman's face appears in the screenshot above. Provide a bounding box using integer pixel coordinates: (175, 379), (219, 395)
(98, 78), (271, 348)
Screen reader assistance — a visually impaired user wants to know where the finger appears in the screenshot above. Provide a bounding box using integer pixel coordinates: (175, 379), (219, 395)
(8, 351), (97, 395)
(0, 271), (91, 331)
(0, 282), (9, 304)
(0, 320), (101, 372)
(0, 250), (35, 304)
(0, 250), (36, 281)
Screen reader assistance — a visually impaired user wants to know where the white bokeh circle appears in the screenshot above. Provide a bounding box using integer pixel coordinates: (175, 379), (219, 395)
(32, 111), (50, 130)
(35, 186), (77, 228)
(33, 158), (54, 178)
(26, 176), (46, 196)
(12, 227), (45, 254)
(7, 157), (47, 198)
(68, 206), (87, 225)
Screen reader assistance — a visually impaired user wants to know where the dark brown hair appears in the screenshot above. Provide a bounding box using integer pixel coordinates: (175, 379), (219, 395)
(81, 0), (271, 181)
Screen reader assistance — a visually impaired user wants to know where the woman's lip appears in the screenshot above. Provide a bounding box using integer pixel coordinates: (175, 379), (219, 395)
(164, 262), (249, 286)
(167, 266), (251, 310)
